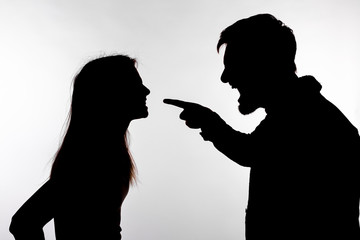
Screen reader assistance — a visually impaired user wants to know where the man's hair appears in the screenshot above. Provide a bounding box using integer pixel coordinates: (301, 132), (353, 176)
(217, 14), (297, 72)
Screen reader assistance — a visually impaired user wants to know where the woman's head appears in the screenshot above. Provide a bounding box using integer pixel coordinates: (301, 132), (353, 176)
(51, 55), (148, 184)
(70, 55), (150, 130)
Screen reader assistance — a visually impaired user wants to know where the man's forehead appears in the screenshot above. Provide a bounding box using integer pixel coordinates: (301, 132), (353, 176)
(223, 44), (249, 64)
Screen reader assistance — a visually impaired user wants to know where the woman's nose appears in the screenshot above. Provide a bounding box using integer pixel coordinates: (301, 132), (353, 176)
(144, 86), (150, 96)
(221, 70), (229, 83)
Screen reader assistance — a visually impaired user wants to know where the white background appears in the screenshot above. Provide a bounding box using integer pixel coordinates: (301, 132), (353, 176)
(1, 0), (359, 239)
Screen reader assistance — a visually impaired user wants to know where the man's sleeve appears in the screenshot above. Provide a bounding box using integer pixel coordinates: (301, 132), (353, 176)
(201, 117), (264, 167)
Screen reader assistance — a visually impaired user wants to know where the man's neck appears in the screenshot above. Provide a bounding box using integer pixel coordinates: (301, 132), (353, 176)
(263, 73), (298, 114)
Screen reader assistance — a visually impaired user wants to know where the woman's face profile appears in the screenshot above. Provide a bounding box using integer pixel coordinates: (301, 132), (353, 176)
(80, 59), (150, 125)
(118, 66), (150, 121)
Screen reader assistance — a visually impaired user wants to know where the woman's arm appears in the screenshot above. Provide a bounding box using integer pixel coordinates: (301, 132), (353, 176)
(10, 179), (56, 240)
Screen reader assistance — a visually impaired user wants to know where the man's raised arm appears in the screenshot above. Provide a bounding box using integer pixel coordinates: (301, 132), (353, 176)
(164, 98), (255, 167)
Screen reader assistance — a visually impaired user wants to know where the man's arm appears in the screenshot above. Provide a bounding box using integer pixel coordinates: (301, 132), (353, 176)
(201, 121), (254, 167)
(164, 98), (255, 167)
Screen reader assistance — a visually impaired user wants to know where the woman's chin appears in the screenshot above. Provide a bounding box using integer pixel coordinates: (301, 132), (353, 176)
(132, 108), (149, 120)
(141, 110), (149, 118)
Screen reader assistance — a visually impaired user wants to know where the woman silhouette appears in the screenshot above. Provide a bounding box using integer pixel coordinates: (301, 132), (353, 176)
(10, 55), (150, 240)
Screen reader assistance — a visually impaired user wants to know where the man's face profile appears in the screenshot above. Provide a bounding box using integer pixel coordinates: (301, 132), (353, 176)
(221, 44), (263, 115)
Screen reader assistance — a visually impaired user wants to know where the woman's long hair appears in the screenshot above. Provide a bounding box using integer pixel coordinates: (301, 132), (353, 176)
(50, 55), (137, 185)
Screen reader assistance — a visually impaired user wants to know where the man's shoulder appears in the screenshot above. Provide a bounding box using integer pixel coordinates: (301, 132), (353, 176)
(295, 76), (359, 139)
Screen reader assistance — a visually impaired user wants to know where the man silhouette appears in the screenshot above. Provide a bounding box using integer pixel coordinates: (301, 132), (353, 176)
(164, 14), (360, 239)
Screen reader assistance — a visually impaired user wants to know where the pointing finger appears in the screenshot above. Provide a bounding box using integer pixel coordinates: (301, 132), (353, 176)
(163, 98), (198, 109)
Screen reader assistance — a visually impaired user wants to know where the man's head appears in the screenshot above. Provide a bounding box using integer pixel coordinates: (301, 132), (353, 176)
(217, 14), (297, 114)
